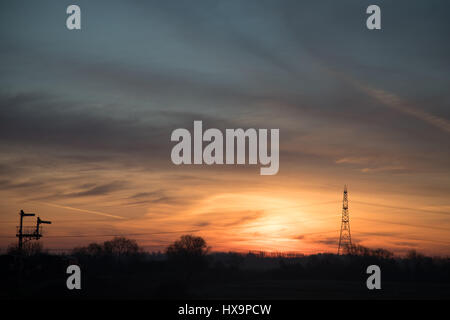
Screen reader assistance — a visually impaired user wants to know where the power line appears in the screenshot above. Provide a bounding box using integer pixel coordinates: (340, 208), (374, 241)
(354, 217), (450, 232)
(352, 200), (450, 216)
(25, 229), (201, 239)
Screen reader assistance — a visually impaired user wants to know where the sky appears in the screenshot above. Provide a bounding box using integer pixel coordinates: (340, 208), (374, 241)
(0, 0), (449, 255)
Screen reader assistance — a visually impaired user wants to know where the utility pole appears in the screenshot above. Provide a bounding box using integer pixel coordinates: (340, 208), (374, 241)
(16, 210), (52, 254)
(338, 185), (353, 255)
(36, 217), (52, 237)
(17, 210), (35, 252)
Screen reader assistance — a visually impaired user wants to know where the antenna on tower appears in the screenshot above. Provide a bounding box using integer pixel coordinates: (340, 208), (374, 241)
(338, 185), (353, 255)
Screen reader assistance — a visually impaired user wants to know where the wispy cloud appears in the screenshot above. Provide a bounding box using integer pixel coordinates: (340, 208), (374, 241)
(63, 181), (127, 198)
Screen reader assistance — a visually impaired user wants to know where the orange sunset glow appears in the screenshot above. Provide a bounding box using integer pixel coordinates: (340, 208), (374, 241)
(1, 162), (449, 256)
(1, 1), (449, 258)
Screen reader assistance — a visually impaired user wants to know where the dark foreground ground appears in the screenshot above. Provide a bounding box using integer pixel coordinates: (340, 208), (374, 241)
(1, 252), (449, 299)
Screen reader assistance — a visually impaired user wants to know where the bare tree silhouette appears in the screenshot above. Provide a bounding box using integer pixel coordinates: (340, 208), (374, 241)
(166, 235), (209, 271)
(104, 237), (140, 256)
(167, 235), (208, 258)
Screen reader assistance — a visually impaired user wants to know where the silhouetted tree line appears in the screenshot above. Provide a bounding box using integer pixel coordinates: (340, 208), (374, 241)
(7, 241), (45, 256)
(72, 237), (141, 257)
(1, 235), (449, 299)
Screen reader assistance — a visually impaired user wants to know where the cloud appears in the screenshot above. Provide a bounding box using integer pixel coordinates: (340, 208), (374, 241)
(354, 231), (403, 239)
(123, 189), (188, 206)
(392, 241), (419, 248)
(335, 157), (371, 165)
(0, 92), (269, 171)
(355, 217), (450, 232)
(336, 157), (412, 174)
(0, 93), (165, 158)
(222, 210), (265, 227)
(129, 192), (159, 199)
(352, 201), (450, 217)
(308, 237), (338, 246)
(0, 179), (44, 190)
(360, 166), (411, 174)
(63, 181), (127, 198)
(195, 221), (210, 227)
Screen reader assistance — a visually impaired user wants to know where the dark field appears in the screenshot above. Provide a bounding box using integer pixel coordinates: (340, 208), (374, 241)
(2, 250), (449, 300)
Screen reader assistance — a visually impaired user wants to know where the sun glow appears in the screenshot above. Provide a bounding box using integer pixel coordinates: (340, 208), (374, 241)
(185, 192), (319, 252)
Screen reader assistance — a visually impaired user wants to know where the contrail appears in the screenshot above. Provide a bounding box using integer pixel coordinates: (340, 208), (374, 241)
(326, 66), (450, 134)
(40, 202), (125, 220)
(355, 83), (450, 134)
(309, 54), (450, 134)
